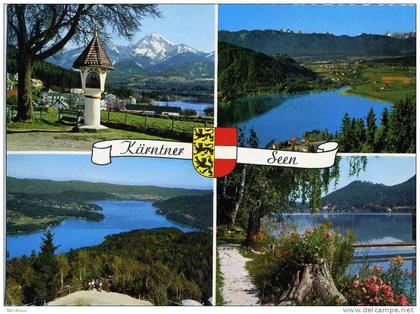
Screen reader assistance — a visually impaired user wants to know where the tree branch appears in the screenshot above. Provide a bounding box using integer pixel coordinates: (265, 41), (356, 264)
(36, 5), (86, 60)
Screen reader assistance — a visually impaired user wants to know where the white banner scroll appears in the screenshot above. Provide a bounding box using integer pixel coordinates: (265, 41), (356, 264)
(91, 139), (339, 169)
(91, 139), (192, 165)
(237, 142), (339, 169)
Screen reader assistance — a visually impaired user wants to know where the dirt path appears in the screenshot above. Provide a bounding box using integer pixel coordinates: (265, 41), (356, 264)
(48, 290), (152, 305)
(218, 244), (259, 306)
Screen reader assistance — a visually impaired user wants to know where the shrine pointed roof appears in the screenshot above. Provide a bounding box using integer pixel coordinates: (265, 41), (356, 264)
(73, 30), (114, 70)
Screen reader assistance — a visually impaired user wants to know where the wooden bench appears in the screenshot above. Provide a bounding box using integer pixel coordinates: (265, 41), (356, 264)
(58, 109), (83, 125)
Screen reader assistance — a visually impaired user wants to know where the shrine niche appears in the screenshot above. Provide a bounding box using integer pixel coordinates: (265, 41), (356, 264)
(85, 71), (100, 89)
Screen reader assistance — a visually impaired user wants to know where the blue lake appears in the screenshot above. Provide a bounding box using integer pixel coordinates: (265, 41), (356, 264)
(154, 100), (213, 116)
(220, 88), (392, 146)
(6, 200), (194, 259)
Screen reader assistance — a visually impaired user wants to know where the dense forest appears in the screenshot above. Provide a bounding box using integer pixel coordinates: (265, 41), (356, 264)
(7, 46), (80, 92)
(322, 175), (416, 210)
(153, 193), (213, 229)
(7, 177), (208, 200)
(334, 96), (416, 153)
(6, 228), (212, 305)
(218, 42), (331, 100)
(298, 96), (416, 153)
(219, 30), (416, 61)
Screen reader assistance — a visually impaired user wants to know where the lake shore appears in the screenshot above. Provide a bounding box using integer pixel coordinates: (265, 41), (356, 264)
(221, 87), (392, 146)
(6, 200), (196, 258)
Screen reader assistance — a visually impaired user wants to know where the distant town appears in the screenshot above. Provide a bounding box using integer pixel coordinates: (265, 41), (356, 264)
(6, 72), (213, 118)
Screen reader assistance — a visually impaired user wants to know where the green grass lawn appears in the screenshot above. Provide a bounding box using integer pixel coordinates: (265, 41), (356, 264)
(344, 66), (416, 104)
(102, 111), (210, 134)
(7, 108), (212, 142)
(7, 109), (72, 131)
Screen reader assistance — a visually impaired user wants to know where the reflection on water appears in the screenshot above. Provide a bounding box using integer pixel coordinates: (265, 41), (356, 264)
(218, 94), (287, 125)
(220, 88), (392, 146)
(266, 213), (414, 243)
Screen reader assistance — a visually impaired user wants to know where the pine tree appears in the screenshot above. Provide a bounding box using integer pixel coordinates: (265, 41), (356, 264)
(338, 113), (352, 152)
(353, 118), (366, 152)
(390, 96), (416, 153)
(375, 108), (390, 152)
(32, 230), (60, 304)
(366, 108), (377, 149)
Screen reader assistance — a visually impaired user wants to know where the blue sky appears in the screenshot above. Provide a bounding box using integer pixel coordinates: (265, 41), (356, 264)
(108, 5), (215, 52)
(327, 156), (416, 195)
(219, 4), (416, 35)
(7, 154), (212, 190)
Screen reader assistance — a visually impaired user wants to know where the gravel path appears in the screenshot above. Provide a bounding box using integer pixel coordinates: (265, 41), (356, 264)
(48, 290), (152, 306)
(218, 244), (259, 306)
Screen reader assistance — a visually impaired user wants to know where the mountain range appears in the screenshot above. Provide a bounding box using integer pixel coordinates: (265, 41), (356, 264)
(219, 30), (416, 60)
(322, 175), (416, 211)
(48, 33), (214, 80)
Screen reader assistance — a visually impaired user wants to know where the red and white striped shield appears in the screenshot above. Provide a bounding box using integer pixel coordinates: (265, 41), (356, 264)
(192, 127), (237, 178)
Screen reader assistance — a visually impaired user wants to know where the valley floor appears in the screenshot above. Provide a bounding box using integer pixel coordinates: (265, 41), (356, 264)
(48, 290), (152, 306)
(218, 244), (259, 306)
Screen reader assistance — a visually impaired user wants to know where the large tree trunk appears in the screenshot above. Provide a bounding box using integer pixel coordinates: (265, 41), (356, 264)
(16, 48), (35, 121)
(279, 260), (347, 305)
(229, 165), (247, 225)
(246, 201), (261, 244)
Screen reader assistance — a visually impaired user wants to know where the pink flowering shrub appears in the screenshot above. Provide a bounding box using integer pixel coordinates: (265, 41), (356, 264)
(345, 257), (415, 306)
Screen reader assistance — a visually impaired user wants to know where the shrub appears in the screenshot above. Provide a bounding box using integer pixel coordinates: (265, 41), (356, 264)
(344, 257), (415, 306)
(273, 224), (356, 281)
(246, 224), (356, 304)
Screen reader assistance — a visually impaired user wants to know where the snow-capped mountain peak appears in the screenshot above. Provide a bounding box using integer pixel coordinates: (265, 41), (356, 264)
(130, 33), (204, 61)
(48, 33), (214, 74)
(132, 33), (175, 60)
(105, 40), (123, 54)
(175, 43), (199, 54)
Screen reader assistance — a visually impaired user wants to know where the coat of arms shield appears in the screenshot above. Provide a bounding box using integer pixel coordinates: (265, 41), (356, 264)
(192, 127), (238, 178)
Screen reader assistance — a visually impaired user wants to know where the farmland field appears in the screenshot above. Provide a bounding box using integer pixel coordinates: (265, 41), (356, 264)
(345, 66), (416, 104)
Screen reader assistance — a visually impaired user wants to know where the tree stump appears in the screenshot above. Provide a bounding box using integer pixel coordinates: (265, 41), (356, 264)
(278, 260), (347, 305)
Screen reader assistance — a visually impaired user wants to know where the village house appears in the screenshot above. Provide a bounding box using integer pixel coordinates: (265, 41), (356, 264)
(31, 78), (43, 88)
(128, 96), (137, 105)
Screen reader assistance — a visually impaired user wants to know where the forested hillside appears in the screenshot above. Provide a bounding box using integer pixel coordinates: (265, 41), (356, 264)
(7, 46), (80, 91)
(322, 175), (416, 210)
(7, 177), (208, 200)
(153, 193), (213, 229)
(218, 42), (322, 99)
(6, 228), (212, 305)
